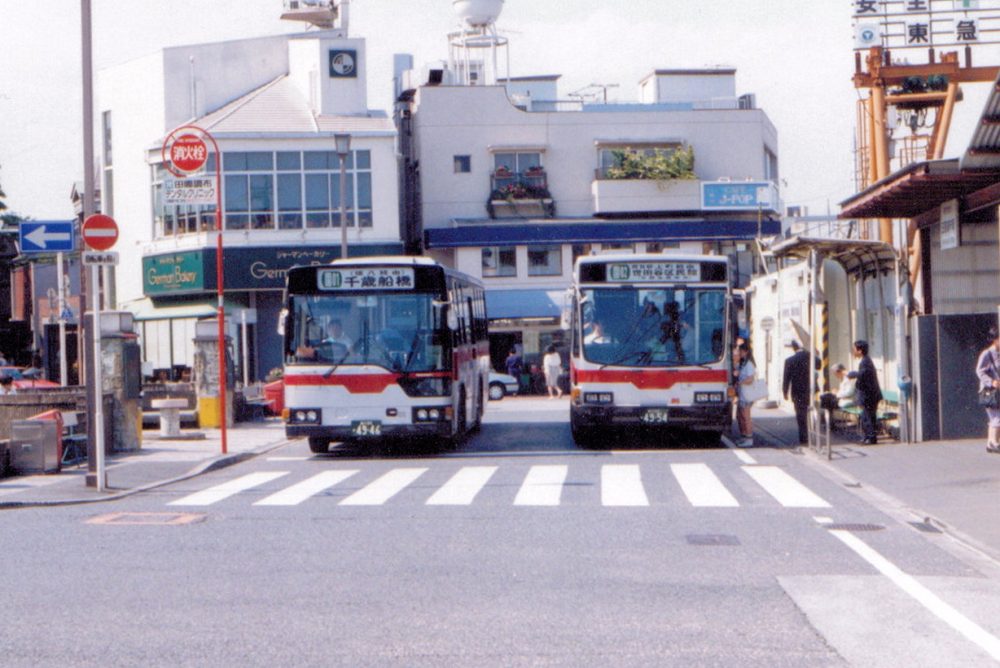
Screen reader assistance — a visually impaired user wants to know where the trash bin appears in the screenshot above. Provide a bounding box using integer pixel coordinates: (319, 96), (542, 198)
(264, 380), (284, 416)
(9, 411), (63, 475)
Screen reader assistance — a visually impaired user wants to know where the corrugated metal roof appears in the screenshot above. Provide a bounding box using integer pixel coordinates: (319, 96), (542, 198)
(194, 76), (394, 137)
(962, 74), (1000, 171)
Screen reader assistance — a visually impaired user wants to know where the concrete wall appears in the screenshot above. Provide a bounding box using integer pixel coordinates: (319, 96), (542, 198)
(928, 220), (1000, 315)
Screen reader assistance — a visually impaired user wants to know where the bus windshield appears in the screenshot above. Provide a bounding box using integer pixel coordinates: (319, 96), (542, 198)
(580, 287), (727, 367)
(288, 292), (447, 372)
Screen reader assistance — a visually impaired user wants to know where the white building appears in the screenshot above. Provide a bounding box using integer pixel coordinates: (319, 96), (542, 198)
(96, 2), (401, 382)
(396, 19), (781, 369)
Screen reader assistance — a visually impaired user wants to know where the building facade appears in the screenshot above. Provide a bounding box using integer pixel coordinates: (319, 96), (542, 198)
(396, 65), (782, 369)
(96, 13), (401, 383)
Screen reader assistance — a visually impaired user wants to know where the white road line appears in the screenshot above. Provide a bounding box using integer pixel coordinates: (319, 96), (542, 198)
(168, 471), (289, 506)
(339, 468), (427, 506)
(671, 463), (739, 507)
(514, 465), (568, 506)
(601, 464), (649, 507)
(732, 449), (757, 465)
(254, 470), (358, 506)
(266, 456), (310, 462)
(823, 520), (1000, 662)
(743, 465), (830, 508)
(426, 466), (497, 505)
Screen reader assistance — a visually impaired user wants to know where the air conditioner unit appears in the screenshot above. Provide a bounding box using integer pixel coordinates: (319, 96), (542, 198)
(738, 94), (756, 110)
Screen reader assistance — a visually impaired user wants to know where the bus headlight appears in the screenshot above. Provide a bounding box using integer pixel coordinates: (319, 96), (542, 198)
(583, 392), (614, 405)
(289, 408), (322, 425)
(414, 407), (449, 422)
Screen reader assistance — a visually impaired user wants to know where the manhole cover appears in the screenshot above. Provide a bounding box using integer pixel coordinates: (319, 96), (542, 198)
(686, 534), (740, 546)
(87, 512), (205, 526)
(824, 523), (885, 532)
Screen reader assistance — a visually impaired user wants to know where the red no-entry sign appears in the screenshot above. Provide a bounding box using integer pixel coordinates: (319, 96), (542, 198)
(82, 214), (119, 251)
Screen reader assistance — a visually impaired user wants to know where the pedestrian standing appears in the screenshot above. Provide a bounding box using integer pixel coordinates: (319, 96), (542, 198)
(732, 342), (756, 447)
(543, 345), (563, 399)
(976, 326), (1000, 454)
(848, 340), (882, 445)
(782, 339), (811, 444)
(0, 375), (16, 395)
(505, 348), (524, 392)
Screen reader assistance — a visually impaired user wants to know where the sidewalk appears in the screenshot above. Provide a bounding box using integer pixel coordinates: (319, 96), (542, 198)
(0, 419), (289, 507)
(748, 404), (1000, 564)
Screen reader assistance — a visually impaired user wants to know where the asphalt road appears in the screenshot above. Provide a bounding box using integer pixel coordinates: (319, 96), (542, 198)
(3, 398), (1000, 667)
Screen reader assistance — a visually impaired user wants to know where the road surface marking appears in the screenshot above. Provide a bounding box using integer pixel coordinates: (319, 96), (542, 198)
(339, 468), (427, 506)
(671, 463), (740, 507)
(817, 517), (1000, 662)
(732, 449), (757, 465)
(601, 464), (649, 506)
(266, 456), (310, 462)
(254, 470), (358, 506)
(514, 465), (568, 506)
(426, 466), (498, 505)
(168, 471), (289, 506)
(743, 466), (830, 507)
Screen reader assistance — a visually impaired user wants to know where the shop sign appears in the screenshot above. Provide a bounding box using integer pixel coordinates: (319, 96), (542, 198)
(164, 178), (216, 205)
(144, 252), (206, 295)
(702, 182), (774, 211)
(940, 198), (960, 250)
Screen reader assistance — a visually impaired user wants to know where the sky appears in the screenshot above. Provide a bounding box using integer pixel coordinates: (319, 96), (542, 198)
(0, 0), (993, 220)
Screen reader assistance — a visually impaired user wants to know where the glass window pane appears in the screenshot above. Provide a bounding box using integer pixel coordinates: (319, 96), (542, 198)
(305, 174), (328, 210)
(223, 152), (247, 172)
(494, 153), (516, 173)
(226, 214), (249, 230)
(454, 155), (471, 173)
(331, 173), (354, 209)
(357, 172), (371, 208)
(357, 210), (373, 228)
(251, 213), (274, 230)
(279, 213), (302, 229)
(225, 175), (248, 212)
(527, 245), (561, 276)
(517, 152), (541, 171)
(249, 174), (273, 211)
(276, 151), (300, 170)
(277, 174), (301, 211)
(306, 212), (329, 228)
(304, 151), (327, 170)
(355, 150), (370, 169)
(246, 152), (273, 171)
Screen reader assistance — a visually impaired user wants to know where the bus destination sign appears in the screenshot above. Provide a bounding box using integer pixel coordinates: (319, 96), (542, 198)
(318, 267), (415, 291)
(607, 262), (700, 283)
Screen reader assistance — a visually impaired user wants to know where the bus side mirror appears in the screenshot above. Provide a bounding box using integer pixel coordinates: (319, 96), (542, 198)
(435, 301), (459, 331)
(560, 290), (573, 331)
(277, 308), (288, 337)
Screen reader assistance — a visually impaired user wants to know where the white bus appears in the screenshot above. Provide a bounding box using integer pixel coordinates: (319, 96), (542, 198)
(282, 257), (489, 452)
(566, 253), (734, 447)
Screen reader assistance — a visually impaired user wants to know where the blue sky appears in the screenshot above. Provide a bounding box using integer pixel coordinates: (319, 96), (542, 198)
(0, 0), (991, 219)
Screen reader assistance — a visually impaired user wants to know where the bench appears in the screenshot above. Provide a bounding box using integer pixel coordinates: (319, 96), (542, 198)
(833, 388), (900, 439)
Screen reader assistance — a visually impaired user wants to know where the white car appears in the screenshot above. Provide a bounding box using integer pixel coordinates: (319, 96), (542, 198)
(488, 371), (519, 400)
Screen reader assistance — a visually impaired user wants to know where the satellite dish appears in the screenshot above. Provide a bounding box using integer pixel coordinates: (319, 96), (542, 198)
(452, 0), (504, 27)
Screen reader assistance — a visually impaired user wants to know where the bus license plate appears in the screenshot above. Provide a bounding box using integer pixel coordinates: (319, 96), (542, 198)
(641, 409), (669, 424)
(351, 420), (382, 437)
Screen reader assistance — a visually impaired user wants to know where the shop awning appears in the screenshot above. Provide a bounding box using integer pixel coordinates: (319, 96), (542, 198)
(486, 289), (565, 320)
(123, 297), (247, 321)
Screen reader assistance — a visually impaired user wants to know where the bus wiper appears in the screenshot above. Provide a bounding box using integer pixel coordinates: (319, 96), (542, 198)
(599, 350), (646, 369)
(400, 332), (422, 375)
(322, 348), (351, 378)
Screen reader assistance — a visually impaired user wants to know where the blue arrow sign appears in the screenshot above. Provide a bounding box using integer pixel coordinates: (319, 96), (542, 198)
(19, 221), (75, 253)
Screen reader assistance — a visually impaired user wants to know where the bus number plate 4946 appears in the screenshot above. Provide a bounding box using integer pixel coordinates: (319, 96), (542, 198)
(641, 409), (669, 424)
(351, 421), (382, 437)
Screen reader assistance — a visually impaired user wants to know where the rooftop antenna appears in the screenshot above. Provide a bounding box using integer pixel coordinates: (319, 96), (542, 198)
(449, 0), (509, 86)
(280, 0), (347, 33)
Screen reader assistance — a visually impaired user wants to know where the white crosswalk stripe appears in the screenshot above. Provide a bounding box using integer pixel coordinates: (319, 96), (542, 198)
(742, 465), (830, 508)
(426, 466), (497, 505)
(254, 470), (359, 506)
(339, 468), (428, 506)
(168, 471), (289, 506)
(514, 465), (568, 506)
(601, 464), (649, 506)
(671, 463), (740, 507)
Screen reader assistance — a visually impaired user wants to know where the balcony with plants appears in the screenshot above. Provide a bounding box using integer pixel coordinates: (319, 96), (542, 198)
(591, 145), (702, 215)
(486, 166), (555, 219)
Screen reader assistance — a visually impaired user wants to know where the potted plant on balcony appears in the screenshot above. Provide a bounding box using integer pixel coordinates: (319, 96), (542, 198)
(494, 165), (511, 177)
(524, 165), (545, 177)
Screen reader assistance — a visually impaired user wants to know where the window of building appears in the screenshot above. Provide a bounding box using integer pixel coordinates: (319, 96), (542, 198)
(601, 242), (634, 252)
(527, 245), (561, 276)
(493, 152), (541, 175)
(645, 241), (680, 253)
(572, 244), (594, 265)
(454, 155), (471, 173)
(481, 246), (517, 277)
(151, 149), (373, 238)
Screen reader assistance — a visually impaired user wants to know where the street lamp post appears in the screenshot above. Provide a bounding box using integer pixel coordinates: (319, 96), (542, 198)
(335, 133), (351, 259)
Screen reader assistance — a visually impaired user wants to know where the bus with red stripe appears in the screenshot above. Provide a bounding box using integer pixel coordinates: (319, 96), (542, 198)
(282, 257), (489, 453)
(566, 253), (733, 446)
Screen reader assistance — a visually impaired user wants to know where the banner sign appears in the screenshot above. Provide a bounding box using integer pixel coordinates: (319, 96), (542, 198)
(164, 178), (216, 205)
(702, 182), (774, 211)
(851, 0), (1000, 50)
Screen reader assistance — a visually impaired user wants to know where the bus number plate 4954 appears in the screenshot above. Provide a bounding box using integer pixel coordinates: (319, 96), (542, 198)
(351, 421), (382, 437)
(641, 409), (669, 424)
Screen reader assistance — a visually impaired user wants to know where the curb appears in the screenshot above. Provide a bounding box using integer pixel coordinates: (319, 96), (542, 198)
(0, 438), (290, 510)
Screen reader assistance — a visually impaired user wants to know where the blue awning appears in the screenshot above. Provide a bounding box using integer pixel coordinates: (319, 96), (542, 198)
(426, 218), (781, 249)
(486, 289), (564, 320)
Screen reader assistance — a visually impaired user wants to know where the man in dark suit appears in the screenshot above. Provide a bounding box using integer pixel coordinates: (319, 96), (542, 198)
(848, 339), (883, 444)
(782, 339), (811, 444)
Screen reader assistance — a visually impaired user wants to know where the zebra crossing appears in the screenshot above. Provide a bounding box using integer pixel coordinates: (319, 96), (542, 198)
(166, 461), (832, 510)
